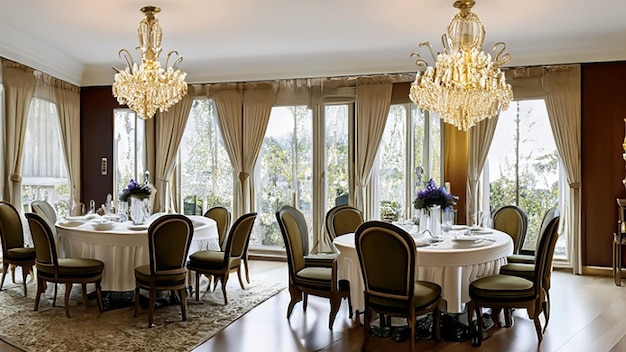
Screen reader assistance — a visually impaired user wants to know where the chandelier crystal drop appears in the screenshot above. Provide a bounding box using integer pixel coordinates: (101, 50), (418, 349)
(112, 6), (187, 120)
(409, 0), (513, 131)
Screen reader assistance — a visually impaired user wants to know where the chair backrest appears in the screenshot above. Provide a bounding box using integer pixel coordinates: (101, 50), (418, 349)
(492, 205), (528, 254)
(147, 214), (194, 276)
(0, 201), (25, 252)
(538, 207), (559, 244)
(25, 212), (59, 275)
(532, 215), (560, 295)
(31, 200), (57, 229)
(203, 206), (231, 250)
(325, 205), (364, 240)
(222, 212), (257, 262)
(276, 205), (308, 279)
(355, 221), (416, 310)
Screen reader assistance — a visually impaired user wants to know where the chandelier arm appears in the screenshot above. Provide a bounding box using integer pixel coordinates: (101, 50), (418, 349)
(492, 42), (511, 66)
(118, 49), (136, 70)
(440, 34), (451, 55)
(418, 42), (437, 62)
(165, 51), (184, 69)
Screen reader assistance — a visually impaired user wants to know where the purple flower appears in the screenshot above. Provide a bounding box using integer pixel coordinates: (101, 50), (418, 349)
(119, 178), (151, 201)
(413, 179), (457, 210)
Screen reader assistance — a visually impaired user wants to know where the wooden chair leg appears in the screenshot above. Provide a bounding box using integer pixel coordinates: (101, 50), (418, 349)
(10, 263), (16, 284)
(133, 287), (140, 317)
(34, 277), (44, 311)
(237, 266), (246, 289)
(64, 282), (73, 318)
(147, 287), (156, 328)
(21, 265), (30, 297)
(286, 284), (301, 319)
(243, 258), (250, 284)
(179, 288), (187, 321)
(0, 263), (7, 291)
(95, 281), (104, 312)
(195, 272), (201, 301)
(81, 283), (89, 310)
(53, 283), (58, 307)
(220, 274), (228, 305)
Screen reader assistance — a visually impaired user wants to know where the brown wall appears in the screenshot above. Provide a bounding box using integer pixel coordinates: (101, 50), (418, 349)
(78, 61), (626, 268)
(581, 61), (626, 267)
(79, 86), (120, 207)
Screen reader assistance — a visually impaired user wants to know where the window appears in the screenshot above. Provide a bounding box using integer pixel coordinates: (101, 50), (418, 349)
(486, 99), (563, 256)
(252, 106), (313, 248)
(113, 109), (145, 202)
(179, 98), (233, 215)
(324, 104), (352, 214)
(22, 98), (70, 215)
(372, 104), (442, 221)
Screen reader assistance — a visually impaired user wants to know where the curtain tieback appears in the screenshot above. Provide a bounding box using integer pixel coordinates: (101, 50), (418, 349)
(9, 174), (21, 182)
(239, 172), (250, 181)
(569, 182), (580, 189)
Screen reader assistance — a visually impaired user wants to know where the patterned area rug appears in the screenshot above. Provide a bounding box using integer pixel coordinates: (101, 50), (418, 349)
(0, 277), (286, 352)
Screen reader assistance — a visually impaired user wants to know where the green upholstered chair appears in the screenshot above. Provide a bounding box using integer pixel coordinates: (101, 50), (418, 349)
(507, 207), (559, 264)
(26, 212), (104, 317)
(498, 214), (561, 329)
(31, 200), (58, 229)
(0, 202), (35, 296)
(133, 214), (193, 327)
(203, 206), (231, 250)
(276, 205), (350, 330)
(325, 204), (364, 251)
(491, 205), (529, 254)
(187, 212), (257, 304)
(467, 216), (560, 347)
(355, 220), (442, 352)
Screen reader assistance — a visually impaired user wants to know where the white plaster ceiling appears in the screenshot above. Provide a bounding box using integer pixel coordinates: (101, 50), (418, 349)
(0, 0), (624, 87)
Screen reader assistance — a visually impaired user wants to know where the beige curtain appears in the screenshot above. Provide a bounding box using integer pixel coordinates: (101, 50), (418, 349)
(213, 86), (245, 218)
(466, 115), (499, 225)
(543, 65), (582, 274)
(51, 76), (81, 212)
(212, 84), (276, 219)
(354, 82), (392, 215)
(153, 93), (193, 213)
(241, 84), (276, 215)
(2, 60), (35, 212)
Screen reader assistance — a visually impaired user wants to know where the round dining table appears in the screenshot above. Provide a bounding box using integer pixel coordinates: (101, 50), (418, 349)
(55, 213), (219, 292)
(333, 226), (513, 315)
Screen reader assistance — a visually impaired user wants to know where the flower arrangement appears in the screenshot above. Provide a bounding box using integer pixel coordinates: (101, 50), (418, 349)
(413, 179), (457, 210)
(119, 178), (152, 202)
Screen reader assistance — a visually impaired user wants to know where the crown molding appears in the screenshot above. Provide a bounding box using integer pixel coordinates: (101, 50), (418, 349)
(0, 23), (84, 86)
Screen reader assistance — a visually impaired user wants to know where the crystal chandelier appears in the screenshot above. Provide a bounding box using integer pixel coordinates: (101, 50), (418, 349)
(409, 0), (513, 131)
(113, 6), (187, 120)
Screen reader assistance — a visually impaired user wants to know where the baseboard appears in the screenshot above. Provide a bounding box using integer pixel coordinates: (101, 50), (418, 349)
(583, 265), (622, 277)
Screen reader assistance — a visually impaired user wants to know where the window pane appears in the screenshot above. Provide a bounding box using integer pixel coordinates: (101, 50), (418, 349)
(487, 99), (561, 255)
(22, 98), (70, 215)
(377, 105), (407, 221)
(325, 104), (349, 212)
(252, 106), (313, 248)
(114, 109), (145, 201)
(179, 99), (233, 215)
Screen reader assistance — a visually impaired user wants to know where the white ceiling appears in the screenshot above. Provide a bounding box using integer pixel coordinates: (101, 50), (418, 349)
(0, 0), (625, 87)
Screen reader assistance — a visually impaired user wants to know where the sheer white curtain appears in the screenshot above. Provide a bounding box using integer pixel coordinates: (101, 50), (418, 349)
(543, 65), (582, 274)
(2, 59), (35, 212)
(354, 81), (392, 216)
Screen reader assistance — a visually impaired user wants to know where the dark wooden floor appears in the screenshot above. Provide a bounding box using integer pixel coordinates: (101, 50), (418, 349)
(2, 261), (626, 352)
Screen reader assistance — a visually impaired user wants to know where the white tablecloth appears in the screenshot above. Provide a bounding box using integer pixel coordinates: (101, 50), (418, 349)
(56, 214), (219, 291)
(333, 228), (513, 315)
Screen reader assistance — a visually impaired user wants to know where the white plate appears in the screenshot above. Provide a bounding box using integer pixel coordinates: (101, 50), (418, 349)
(452, 237), (480, 242)
(91, 222), (114, 231)
(414, 240), (428, 247)
(470, 229), (493, 235)
(57, 220), (84, 227)
(127, 225), (148, 231)
(451, 225), (468, 230)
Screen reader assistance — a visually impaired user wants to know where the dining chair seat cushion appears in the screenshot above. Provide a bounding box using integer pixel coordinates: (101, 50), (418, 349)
(134, 265), (187, 287)
(499, 262), (535, 281)
(507, 254), (535, 264)
(304, 253), (337, 267)
(295, 267), (332, 290)
(470, 274), (535, 302)
(37, 258), (104, 278)
(189, 250), (225, 266)
(6, 247), (36, 260)
(368, 281), (441, 313)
